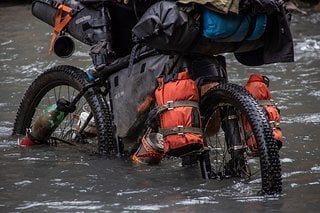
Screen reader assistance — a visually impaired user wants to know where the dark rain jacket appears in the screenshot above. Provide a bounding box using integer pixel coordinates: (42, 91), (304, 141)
(234, 0), (294, 66)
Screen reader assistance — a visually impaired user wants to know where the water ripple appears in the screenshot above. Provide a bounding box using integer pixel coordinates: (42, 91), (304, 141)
(0, 126), (12, 137)
(0, 40), (13, 46)
(117, 188), (150, 196)
(16, 200), (104, 211)
(14, 180), (32, 186)
(124, 204), (169, 211)
(18, 157), (44, 161)
(282, 113), (320, 124)
(311, 166), (320, 172)
(308, 90), (320, 97)
(282, 171), (307, 178)
(235, 195), (280, 202)
(175, 197), (218, 205)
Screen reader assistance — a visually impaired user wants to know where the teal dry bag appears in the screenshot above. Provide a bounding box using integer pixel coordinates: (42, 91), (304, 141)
(202, 7), (267, 42)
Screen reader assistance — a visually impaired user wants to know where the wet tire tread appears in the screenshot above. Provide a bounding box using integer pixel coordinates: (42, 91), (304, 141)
(201, 82), (282, 194)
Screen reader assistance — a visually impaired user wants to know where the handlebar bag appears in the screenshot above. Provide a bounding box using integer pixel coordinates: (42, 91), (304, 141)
(32, 0), (110, 45)
(132, 1), (200, 52)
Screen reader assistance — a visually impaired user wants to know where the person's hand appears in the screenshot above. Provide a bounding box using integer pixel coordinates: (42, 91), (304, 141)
(117, 0), (129, 4)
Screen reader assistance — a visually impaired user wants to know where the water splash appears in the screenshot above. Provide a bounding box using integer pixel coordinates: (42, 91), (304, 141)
(298, 39), (320, 51)
(16, 200), (104, 211)
(294, 38), (320, 61)
(281, 158), (295, 163)
(311, 166), (320, 172)
(14, 180), (32, 186)
(175, 197), (218, 205)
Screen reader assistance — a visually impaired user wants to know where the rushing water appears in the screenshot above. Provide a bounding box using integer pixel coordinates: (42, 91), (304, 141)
(1, 4), (320, 213)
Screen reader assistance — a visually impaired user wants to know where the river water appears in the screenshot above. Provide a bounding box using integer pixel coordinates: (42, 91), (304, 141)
(0, 4), (320, 213)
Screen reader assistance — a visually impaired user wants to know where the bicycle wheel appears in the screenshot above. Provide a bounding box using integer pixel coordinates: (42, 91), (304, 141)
(200, 82), (282, 195)
(13, 65), (115, 155)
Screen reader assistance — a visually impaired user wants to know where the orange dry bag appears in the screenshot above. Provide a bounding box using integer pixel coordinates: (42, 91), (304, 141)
(244, 73), (284, 150)
(155, 71), (204, 157)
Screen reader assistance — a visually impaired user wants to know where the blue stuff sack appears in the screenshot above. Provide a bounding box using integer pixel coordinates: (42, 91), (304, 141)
(202, 7), (267, 42)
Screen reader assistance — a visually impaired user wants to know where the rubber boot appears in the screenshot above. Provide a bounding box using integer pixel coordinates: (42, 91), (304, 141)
(132, 130), (164, 165)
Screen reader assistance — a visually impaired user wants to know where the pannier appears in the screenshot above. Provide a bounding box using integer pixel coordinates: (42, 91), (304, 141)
(155, 71), (204, 157)
(244, 73), (284, 150)
(108, 48), (223, 143)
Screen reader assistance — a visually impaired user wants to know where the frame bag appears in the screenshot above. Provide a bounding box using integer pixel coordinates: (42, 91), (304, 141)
(108, 48), (180, 140)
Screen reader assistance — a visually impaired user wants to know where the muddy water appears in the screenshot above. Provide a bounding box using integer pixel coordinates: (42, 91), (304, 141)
(1, 5), (320, 213)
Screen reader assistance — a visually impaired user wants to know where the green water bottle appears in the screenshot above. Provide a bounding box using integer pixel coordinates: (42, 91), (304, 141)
(20, 99), (69, 145)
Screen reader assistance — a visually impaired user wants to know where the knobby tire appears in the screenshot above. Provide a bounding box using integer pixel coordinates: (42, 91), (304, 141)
(13, 65), (115, 155)
(200, 82), (282, 195)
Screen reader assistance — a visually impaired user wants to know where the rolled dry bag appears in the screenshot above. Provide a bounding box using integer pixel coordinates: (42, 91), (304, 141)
(32, 0), (110, 45)
(155, 71), (204, 157)
(201, 7), (267, 42)
(244, 73), (284, 150)
(31, 0), (56, 28)
(132, 1), (200, 52)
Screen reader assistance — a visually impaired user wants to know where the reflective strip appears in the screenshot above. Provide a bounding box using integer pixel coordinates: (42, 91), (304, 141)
(157, 100), (199, 114)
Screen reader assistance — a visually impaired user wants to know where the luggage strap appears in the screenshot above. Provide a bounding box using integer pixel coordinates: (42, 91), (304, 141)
(49, 4), (75, 54)
(159, 126), (203, 137)
(157, 100), (199, 114)
(269, 120), (280, 128)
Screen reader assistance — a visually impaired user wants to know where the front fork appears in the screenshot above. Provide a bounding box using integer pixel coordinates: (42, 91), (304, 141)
(199, 106), (247, 179)
(221, 106), (248, 177)
(221, 107), (244, 150)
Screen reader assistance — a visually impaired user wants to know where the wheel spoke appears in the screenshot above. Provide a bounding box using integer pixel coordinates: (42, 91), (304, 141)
(13, 65), (114, 155)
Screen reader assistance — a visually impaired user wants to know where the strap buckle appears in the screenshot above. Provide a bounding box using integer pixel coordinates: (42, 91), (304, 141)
(167, 101), (174, 110)
(176, 125), (184, 135)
